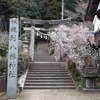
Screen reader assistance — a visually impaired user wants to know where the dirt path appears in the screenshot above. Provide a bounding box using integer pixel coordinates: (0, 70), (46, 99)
(1, 89), (100, 100)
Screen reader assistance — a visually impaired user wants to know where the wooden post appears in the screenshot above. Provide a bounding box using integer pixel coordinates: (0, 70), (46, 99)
(7, 18), (19, 99)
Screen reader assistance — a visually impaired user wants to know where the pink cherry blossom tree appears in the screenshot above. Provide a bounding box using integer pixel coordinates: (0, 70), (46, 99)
(49, 24), (89, 69)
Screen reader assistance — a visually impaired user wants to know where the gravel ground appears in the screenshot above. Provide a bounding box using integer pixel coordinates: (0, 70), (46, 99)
(1, 89), (100, 100)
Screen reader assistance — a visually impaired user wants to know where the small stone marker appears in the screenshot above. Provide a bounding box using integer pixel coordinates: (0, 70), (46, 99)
(7, 18), (19, 99)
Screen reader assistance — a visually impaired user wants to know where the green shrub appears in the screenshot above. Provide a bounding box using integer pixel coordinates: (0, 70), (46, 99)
(68, 60), (85, 88)
(49, 48), (55, 55)
(34, 42), (38, 54)
(96, 78), (100, 88)
(18, 54), (30, 77)
(76, 80), (85, 88)
(0, 57), (6, 75)
(0, 45), (8, 57)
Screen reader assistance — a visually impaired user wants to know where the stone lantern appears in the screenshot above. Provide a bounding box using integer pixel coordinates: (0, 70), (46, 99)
(22, 37), (29, 54)
(80, 31), (100, 90)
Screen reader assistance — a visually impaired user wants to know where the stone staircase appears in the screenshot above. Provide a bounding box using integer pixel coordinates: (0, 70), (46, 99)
(24, 62), (76, 89)
(34, 54), (55, 62)
(24, 40), (76, 89)
(34, 40), (55, 62)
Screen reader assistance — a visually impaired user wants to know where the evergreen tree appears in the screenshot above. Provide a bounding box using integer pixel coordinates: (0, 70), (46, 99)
(40, 0), (61, 20)
(0, 0), (41, 19)
(0, 0), (88, 20)
(0, 0), (13, 18)
(64, 0), (78, 12)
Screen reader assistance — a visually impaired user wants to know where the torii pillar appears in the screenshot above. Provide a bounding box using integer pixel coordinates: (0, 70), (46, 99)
(30, 26), (35, 61)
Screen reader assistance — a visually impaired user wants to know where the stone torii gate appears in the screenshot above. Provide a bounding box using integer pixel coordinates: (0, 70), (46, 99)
(20, 17), (71, 26)
(21, 17), (71, 61)
(23, 26), (49, 61)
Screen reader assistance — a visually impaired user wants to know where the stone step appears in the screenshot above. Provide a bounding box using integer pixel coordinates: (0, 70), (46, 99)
(29, 65), (65, 67)
(29, 62), (64, 66)
(29, 70), (68, 73)
(27, 74), (70, 77)
(24, 86), (76, 89)
(29, 66), (66, 68)
(26, 77), (72, 80)
(29, 68), (68, 72)
(27, 72), (70, 76)
(29, 66), (65, 68)
(24, 62), (75, 90)
(36, 55), (48, 57)
(34, 57), (55, 62)
(29, 65), (66, 69)
(29, 69), (68, 72)
(24, 82), (74, 86)
(29, 65), (65, 68)
(27, 71), (69, 73)
(27, 72), (69, 74)
(25, 80), (73, 83)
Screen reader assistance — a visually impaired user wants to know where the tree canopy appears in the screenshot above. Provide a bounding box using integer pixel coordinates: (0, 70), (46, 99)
(64, 0), (78, 12)
(39, 0), (61, 20)
(0, 0), (88, 20)
(0, 0), (41, 19)
(39, 0), (88, 20)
